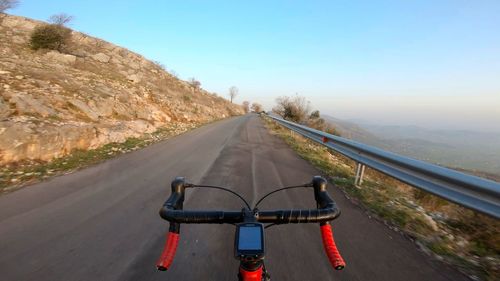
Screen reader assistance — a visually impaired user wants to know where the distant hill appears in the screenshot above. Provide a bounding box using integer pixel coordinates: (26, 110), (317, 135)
(321, 115), (389, 149)
(322, 115), (500, 179)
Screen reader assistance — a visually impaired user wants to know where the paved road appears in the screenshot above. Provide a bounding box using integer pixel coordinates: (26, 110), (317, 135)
(0, 115), (469, 281)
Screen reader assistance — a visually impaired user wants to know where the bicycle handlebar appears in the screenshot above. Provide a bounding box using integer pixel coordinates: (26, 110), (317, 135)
(159, 208), (340, 224)
(156, 176), (346, 272)
(159, 176), (340, 224)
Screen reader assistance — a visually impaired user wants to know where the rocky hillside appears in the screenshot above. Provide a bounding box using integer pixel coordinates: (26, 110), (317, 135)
(0, 15), (243, 165)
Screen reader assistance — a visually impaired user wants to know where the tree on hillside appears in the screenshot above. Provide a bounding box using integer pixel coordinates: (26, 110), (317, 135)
(306, 110), (341, 136)
(188, 77), (201, 90)
(309, 110), (320, 119)
(273, 94), (310, 123)
(273, 98), (340, 135)
(251, 102), (263, 113)
(168, 69), (178, 78)
(48, 13), (73, 26)
(242, 101), (250, 113)
(0, 0), (19, 13)
(30, 13), (74, 51)
(325, 124), (341, 136)
(229, 86), (238, 103)
(30, 25), (72, 52)
(306, 110), (326, 130)
(153, 60), (166, 71)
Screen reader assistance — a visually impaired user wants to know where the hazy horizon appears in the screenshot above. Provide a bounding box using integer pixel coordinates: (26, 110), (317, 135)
(10, 0), (500, 132)
(257, 94), (500, 133)
(318, 94), (500, 133)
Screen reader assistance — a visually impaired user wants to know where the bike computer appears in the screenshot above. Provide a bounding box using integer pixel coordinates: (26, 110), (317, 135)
(234, 223), (265, 260)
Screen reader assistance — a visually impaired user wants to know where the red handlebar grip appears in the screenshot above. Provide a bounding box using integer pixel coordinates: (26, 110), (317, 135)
(156, 232), (180, 271)
(320, 224), (345, 270)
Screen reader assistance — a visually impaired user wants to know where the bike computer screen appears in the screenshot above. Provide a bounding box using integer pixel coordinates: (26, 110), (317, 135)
(235, 223), (265, 259)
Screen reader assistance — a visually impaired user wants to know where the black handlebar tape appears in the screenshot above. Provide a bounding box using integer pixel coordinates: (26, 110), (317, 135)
(160, 209), (244, 223)
(156, 231), (180, 271)
(257, 208), (340, 223)
(160, 208), (340, 224)
(320, 223), (345, 270)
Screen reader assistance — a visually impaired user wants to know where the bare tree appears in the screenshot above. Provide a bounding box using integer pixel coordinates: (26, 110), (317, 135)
(153, 60), (166, 71)
(188, 77), (201, 90)
(168, 69), (178, 78)
(0, 0), (19, 13)
(251, 102), (263, 113)
(273, 94), (310, 123)
(242, 101), (250, 113)
(48, 13), (73, 26)
(229, 86), (238, 103)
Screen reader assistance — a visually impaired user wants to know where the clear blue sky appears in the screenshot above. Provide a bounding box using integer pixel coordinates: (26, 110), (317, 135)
(9, 0), (500, 131)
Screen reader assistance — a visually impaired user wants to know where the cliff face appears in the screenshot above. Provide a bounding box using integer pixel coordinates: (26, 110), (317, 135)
(0, 15), (243, 165)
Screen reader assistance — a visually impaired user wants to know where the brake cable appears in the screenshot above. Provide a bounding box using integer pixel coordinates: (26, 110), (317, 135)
(188, 181), (313, 212)
(253, 183), (312, 209)
(188, 184), (252, 211)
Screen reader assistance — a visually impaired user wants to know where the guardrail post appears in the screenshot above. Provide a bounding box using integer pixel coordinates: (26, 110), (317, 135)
(354, 162), (365, 187)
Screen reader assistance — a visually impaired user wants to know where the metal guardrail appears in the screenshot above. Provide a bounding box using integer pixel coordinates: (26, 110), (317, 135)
(267, 115), (500, 219)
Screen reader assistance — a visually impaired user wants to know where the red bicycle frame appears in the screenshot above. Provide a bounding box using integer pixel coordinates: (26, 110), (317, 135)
(239, 266), (264, 281)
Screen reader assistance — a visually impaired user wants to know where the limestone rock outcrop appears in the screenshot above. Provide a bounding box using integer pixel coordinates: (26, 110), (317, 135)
(0, 15), (243, 165)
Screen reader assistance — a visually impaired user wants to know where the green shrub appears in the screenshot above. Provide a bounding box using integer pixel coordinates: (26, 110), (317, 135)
(30, 24), (71, 51)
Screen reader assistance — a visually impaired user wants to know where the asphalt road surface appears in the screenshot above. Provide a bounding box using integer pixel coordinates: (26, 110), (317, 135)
(0, 114), (469, 281)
